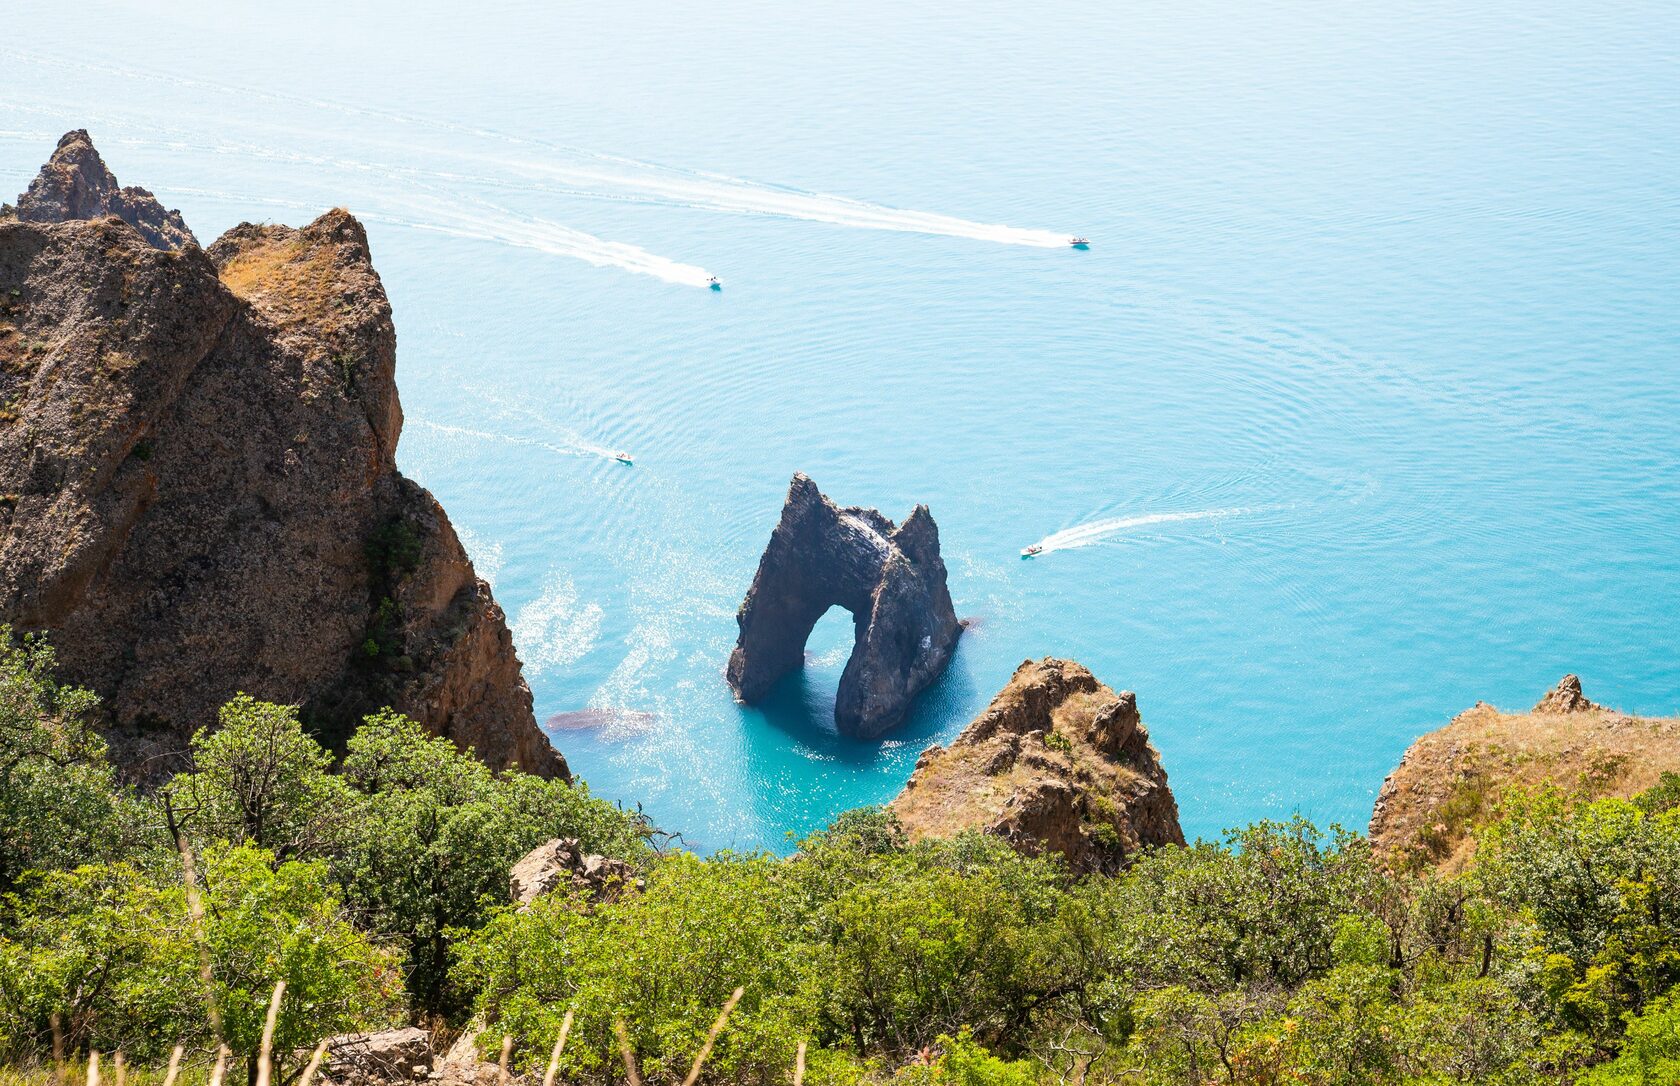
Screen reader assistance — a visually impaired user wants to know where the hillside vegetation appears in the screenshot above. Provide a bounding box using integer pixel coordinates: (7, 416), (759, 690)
(4, 628), (1680, 1086)
(1370, 675), (1680, 873)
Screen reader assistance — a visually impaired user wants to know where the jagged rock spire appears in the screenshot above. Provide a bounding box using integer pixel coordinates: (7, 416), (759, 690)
(15, 129), (196, 250)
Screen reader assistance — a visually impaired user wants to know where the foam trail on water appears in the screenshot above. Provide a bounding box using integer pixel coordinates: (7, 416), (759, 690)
(1031, 508), (1255, 554)
(497, 156), (1074, 246)
(168, 182), (717, 289)
(4, 50), (1076, 250)
(395, 206), (717, 287)
(407, 418), (624, 462)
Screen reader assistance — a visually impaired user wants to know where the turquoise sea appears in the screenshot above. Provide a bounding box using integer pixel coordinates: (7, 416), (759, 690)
(4, 0), (1677, 852)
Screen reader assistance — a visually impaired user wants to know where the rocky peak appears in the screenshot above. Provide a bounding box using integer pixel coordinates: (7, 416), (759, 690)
(14, 130), (196, 251)
(1533, 673), (1599, 715)
(891, 658), (1183, 873)
(726, 473), (963, 738)
(0, 133), (563, 779)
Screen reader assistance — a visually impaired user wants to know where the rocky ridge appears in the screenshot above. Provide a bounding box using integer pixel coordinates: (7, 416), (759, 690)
(9, 129), (196, 251)
(891, 657), (1183, 873)
(0, 132), (564, 778)
(1369, 674), (1678, 872)
(726, 473), (962, 738)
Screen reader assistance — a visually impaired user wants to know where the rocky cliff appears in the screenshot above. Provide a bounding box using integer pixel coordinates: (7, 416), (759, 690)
(8, 130), (196, 251)
(891, 658), (1183, 873)
(1369, 675), (1678, 872)
(0, 132), (565, 778)
(727, 473), (963, 738)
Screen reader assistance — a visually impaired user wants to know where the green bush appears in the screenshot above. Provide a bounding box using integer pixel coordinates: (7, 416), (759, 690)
(0, 844), (400, 1074)
(0, 628), (140, 891)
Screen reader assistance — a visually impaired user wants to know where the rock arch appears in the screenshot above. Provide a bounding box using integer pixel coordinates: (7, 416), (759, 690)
(725, 474), (963, 738)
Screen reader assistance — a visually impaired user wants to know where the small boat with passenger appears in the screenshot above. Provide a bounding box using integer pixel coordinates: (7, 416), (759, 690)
(1069, 237), (1090, 249)
(614, 451), (634, 465)
(1020, 544), (1044, 558)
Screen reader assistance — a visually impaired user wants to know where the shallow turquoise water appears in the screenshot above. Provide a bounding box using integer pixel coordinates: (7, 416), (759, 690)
(5, 0), (1678, 852)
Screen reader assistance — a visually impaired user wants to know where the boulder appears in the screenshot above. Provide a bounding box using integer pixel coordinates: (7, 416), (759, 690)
(323, 1028), (433, 1084)
(891, 658), (1183, 873)
(510, 837), (639, 905)
(0, 132), (564, 778)
(726, 474), (962, 738)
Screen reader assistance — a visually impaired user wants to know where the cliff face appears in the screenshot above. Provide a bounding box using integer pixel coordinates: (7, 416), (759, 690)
(891, 658), (1183, 873)
(1369, 675), (1677, 872)
(0, 133), (565, 779)
(727, 473), (963, 738)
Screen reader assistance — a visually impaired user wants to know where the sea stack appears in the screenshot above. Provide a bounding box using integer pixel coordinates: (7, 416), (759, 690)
(726, 473), (962, 738)
(891, 658), (1184, 873)
(0, 131), (565, 779)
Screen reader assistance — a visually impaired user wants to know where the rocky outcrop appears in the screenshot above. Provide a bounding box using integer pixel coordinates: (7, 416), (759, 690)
(12, 130), (196, 251)
(726, 474), (962, 738)
(509, 836), (639, 905)
(323, 1028), (434, 1084)
(1370, 675), (1674, 872)
(0, 132), (564, 778)
(891, 658), (1183, 873)
(1532, 673), (1598, 715)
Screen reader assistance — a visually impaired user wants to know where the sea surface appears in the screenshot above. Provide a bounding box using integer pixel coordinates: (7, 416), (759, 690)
(4, 0), (1677, 852)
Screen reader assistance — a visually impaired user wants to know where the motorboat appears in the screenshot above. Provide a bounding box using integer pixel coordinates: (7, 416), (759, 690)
(708, 276), (722, 291)
(614, 451), (634, 465)
(1069, 237), (1090, 249)
(1020, 544), (1044, 558)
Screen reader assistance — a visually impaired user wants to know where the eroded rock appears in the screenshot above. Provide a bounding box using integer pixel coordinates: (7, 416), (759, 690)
(1533, 673), (1599, 715)
(726, 473), (962, 738)
(0, 132), (564, 779)
(323, 1028), (433, 1084)
(891, 658), (1183, 873)
(510, 837), (639, 905)
(14, 130), (196, 251)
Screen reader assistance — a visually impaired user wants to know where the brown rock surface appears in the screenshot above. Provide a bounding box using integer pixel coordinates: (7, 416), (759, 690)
(509, 836), (639, 905)
(1532, 673), (1599, 715)
(1370, 675), (1676, 873)
(13, 130), (196, 251)
(323, 1028), (434, 1084)
(726, 473), (962, 738)
(890, 658), (1183, 873)
(0, 132), (564, 778)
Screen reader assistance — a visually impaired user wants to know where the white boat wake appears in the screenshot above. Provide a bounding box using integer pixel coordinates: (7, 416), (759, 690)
(395, 203), (718, 288)
(491, 155), (1075, 248)
(3, 50), (1079, 266)
(406, 418), (625, 462)
(1028, 508), (1255, 555)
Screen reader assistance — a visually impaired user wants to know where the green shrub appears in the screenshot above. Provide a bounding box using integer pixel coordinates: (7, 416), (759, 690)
(0, 628), (141, 891)
(0, 843), (400, 1073)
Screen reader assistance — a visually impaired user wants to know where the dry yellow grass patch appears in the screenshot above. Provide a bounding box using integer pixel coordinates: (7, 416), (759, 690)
(217, 238), (343, 329)
(1371, 694), (1680, 874)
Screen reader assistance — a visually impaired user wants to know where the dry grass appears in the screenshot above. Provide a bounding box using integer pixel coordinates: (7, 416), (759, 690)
(1372, 698), (1680, 873)
(3, 987), (779, 1086)
(216, 238), (344, 330)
